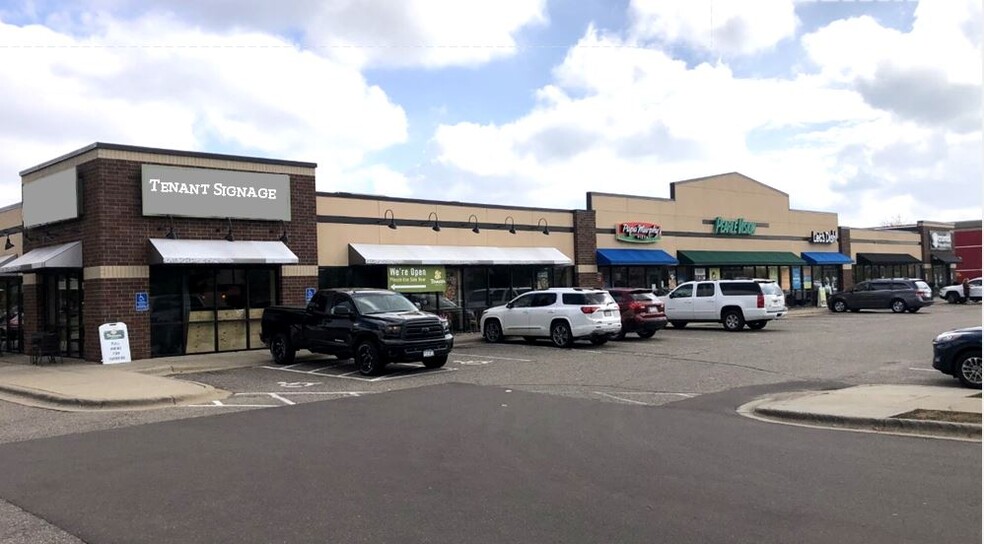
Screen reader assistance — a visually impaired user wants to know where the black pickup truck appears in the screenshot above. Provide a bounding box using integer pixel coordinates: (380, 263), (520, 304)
(260, 288), (454, 376)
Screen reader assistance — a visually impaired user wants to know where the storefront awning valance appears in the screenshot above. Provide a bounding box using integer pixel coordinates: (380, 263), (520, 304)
(0, 241), (82, 273)
(931, 251), (961, 264)
(856, 253), (921, 265)
(801, 252), (853, 265)
(349, 244), (572, 266)
(149, 239), (298, 264)
(596, 248), (678, 266)
(677, 250), (806, 266)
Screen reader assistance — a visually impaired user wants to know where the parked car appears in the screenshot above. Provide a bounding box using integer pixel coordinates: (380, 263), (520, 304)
(663, 279), (787, 331)
(260, 288), (453, 376)
(403, 293), (478, 331)
(480, 287), (621, 347)
(827, 279), (934, 313)
(939, 277), (982, 304)
(932, 326), (982, 389)
(607, 288), (667, 339)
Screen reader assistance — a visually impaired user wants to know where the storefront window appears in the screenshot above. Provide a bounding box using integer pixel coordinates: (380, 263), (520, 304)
(628, 267), (644, 287)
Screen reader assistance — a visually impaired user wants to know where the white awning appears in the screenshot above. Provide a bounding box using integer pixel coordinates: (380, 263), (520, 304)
(349, 243), (573, 266)
(149, 239), (298, 264)
(0, 242), (82, 273)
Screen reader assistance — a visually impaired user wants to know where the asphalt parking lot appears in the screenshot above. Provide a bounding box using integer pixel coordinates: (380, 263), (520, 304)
(179, 302), (981, 409)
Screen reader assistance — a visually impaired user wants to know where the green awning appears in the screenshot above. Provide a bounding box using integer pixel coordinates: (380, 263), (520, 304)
(677, 250), (807, 266)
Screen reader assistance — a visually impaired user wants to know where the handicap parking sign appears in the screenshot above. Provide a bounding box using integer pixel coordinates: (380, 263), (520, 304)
(135, 292), (149, 312)
(305, 287), (316, 303)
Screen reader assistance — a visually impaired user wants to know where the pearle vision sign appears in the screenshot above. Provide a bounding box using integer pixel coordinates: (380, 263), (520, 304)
(141, 164), (291, 221)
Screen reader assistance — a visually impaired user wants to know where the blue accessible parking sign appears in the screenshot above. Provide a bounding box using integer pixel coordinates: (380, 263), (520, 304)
(305, 287), (316, 303)
(135, 292), (149, 312)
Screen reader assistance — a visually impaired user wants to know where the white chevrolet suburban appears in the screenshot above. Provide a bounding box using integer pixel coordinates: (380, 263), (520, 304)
(663, 279), (787, 331)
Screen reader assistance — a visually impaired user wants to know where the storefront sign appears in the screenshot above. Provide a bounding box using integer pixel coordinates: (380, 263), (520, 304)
(713, 217), (756, 235)
(930, 231), (952, 250)
(810, 229), (838, 244)
(387, 266), (447, 293)
(142, 164), (291, 221)
(23, 167), (79, 228)
(99, 322), (132, 364)
(616, 222), (662, 243)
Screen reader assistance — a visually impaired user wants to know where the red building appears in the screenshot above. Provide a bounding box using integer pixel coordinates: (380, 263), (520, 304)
(954, 220), (982, 280)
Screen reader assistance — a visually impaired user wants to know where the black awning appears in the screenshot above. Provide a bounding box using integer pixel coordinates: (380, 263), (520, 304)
(931, 251), (962, 264)
(856, 253), (921, 265)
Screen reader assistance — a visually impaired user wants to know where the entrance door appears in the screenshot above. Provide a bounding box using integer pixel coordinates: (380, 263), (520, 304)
(42, 270), (83, 358)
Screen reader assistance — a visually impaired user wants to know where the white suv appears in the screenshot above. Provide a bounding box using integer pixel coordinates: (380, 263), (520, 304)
(663, 279), (787, 331)
(939, 277), (982, 304)
(480, 288), (622, 347)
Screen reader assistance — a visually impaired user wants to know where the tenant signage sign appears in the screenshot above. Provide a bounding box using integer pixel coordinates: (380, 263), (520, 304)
(713, 216), (756, 235)
(930, 231), (952, 250)
(142, 164), (291, 221)
(811, 229), (838, 244)
(387, 266), (447, 294)
(616, 222), (662, 243)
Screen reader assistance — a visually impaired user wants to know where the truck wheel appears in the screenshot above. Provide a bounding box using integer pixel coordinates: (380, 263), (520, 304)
(270, 333), (295, 365)
(722, 310), (745, 331)
(423, 354), (448, 369)
(946, 292), (961, 304)
(355, 340), (386, 376)
(890, 299), (907, 313)
(483, 320), (503, 343)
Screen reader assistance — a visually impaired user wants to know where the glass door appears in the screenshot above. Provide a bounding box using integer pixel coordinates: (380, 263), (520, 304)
(42, 270), (83, 358)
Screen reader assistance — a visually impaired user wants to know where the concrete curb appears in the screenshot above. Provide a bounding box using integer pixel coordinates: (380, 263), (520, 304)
(750, 405), (982, 441)
(0, 381), (230, 412)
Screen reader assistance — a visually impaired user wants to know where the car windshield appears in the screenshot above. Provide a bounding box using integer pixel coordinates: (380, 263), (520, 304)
(629, 292), (659, 302)
(352, 292), (419, 314)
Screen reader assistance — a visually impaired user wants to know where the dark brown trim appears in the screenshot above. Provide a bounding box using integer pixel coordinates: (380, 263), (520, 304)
(317, 215), (574, 233)
(20, 142), (317, 176)
(317, 191), (576, 214)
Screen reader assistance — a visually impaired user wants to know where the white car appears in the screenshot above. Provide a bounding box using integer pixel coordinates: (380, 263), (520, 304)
(663, 279), (787, 331)
(480, 288), (622, 347)
(939, 277), (982, 304)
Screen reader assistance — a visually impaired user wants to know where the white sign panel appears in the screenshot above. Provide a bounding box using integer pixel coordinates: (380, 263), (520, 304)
(99, 322), (132, 364)
(142, 164), (291, 221)
(23, 167), (79, 228)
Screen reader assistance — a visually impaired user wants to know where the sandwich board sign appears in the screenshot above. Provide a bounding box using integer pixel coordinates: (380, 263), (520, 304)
(99, 322), (132, 364)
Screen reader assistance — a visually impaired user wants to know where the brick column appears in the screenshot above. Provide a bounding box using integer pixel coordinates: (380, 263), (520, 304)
(573, 210), (601, 288)
(22, 275), (40, 356)
(838, 227), (854, 291)
(83, 277), (151, 362)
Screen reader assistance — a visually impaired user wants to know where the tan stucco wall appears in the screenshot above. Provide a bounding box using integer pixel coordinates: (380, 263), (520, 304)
(317, 195), (575, 266)
(0, 204), (23, 261)
(591, 173), (840, 255)
(848, 228), (922, 259)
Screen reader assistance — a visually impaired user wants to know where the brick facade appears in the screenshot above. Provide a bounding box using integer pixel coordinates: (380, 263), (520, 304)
(572, 210), (601, 288)
(22, 150), (316, 362)
(837, 227), (854, 291)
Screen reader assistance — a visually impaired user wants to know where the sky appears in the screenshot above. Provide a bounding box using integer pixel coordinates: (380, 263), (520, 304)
(0, 0), (980, 227)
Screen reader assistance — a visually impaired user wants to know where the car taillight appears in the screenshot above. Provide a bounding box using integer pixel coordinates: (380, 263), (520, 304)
(757, 293), (764, 308)
(628, 301), (645, 313)
(580, 306), (600, 314)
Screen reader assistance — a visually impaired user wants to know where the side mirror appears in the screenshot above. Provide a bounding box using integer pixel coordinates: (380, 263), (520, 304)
(331, 305), (352, 317)
(506, 303), (514, 309)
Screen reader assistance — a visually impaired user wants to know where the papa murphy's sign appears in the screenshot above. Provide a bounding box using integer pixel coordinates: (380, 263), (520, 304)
(142, 164), (291, 221)
(388, 266), (447, 293)
(616, 222), (662, 243)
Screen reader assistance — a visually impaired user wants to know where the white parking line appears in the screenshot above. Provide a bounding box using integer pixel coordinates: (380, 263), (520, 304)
(268, 393), (295, 405)
(457, 353), (533, 362)
(187, 391), (373, 408)
(262, 364), (456, 382)
(594, 392), (651, 405)
(908, 368), (937, 372)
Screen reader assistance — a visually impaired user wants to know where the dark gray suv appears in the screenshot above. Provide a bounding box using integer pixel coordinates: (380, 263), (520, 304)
(828, 279), (934, 313)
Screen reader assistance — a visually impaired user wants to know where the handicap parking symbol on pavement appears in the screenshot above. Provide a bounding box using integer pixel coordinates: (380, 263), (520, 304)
(135, 291), (149, 312)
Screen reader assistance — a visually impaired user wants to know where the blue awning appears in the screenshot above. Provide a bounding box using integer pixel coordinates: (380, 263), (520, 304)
(596, 248), (678, 266)
(801, 252), (853, 265)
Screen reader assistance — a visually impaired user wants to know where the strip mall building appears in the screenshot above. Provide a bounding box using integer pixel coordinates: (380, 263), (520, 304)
(0, 144), (976, 362)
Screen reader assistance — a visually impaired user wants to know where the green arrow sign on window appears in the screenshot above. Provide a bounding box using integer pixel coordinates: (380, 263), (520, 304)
(387, 266), (447, 293)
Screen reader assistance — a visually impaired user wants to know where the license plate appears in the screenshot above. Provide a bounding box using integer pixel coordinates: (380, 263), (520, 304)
(604, 310), (613, 317)
(646, 307), (656, 313)
(423, 349), (434, 358)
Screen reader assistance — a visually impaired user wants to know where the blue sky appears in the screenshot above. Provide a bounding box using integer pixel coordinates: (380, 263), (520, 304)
(0, 0), (978, 226)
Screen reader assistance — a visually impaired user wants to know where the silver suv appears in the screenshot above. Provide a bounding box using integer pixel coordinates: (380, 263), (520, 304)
(663, 280), (787, 331)
(480, 288), (621, 347)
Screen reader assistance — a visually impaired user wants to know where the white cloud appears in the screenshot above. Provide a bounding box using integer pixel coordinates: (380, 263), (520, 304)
(433, 6), (981, 227)
(629, 0), (798, 56)
(0, 12), (408, 200)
